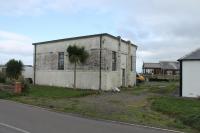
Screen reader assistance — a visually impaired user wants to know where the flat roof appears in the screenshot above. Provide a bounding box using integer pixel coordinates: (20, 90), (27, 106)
(32, 33), (137, 47)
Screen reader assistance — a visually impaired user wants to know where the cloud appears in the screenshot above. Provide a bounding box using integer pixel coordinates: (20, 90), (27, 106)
(0, 0), (114, 16)
(0, 30), (33, 64)
(0, 31), (32, 41)
(46, 0), (113, 13)
(115, 0), (200, 71)
(1, 0), (200, 72)
(0, 0), (44, 16)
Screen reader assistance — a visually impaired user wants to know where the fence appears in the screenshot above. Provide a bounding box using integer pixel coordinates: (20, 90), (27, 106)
(144, 74), (180, 81)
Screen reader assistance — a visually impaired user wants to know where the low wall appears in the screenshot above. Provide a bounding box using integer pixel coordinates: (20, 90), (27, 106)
(0, 84), (14, 92)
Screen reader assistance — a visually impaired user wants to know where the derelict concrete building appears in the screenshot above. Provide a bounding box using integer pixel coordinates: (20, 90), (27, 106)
(33, 33), (137, 90)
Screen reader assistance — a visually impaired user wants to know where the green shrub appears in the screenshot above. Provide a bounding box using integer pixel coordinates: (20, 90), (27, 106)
(18, 76), (30, 94)
(23, 81), (30, 94)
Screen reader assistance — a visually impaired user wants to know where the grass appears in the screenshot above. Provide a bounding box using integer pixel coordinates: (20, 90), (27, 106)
(0, 90), (15, 99)
(26, 85), (98, 99)
(0, 82), (199, 133)
(151, 96), (200, 131)
(131, 81), (178, 95)
(9, 85), (99, 110)
(1, 85), (97, 102)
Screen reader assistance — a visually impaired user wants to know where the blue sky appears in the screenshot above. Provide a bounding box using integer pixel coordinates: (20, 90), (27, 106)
(0, 0), (200, 72)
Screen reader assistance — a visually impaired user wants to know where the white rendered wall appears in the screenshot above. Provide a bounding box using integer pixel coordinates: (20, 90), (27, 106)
(103, 36), (137, 88)
(35, 35), (137, 90)
(37, 37), (100, 53)
(36, 70), (100, 90)
(35, 36), (101, 89)
(182, 61), (200, 97)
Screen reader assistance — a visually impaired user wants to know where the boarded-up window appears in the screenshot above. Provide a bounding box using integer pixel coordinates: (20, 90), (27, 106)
(112, 51), (117, 71)
(58, 52), (64, 70)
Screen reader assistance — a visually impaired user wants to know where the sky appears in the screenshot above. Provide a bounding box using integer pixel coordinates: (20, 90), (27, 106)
(0, 0), (200, 72)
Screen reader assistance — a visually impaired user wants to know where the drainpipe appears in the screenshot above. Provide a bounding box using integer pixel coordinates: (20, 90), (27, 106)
(33, 44), (37, 85)
(117, 36), (121, 68)
(127, 41), (131, 86)
(99, 35), (102, 91)
(117, 36), (121, 86)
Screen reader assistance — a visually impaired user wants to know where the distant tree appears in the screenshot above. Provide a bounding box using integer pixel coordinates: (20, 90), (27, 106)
(67, 45), (89, 89)
(6, 59), (24, 80)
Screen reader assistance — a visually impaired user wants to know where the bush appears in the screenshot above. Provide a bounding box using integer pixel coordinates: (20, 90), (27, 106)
(0, 72), (6, 83)
(23, 81), (30, 93)
(18, 76), (30, 94)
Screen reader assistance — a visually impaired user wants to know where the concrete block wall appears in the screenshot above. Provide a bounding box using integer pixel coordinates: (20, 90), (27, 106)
(103, 36), (137, 88)
(34, 34), (137, 90)
(35, 70), (100, 90)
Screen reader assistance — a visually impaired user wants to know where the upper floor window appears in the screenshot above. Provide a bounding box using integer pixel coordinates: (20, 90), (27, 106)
(131, 55), (135, 71)
(131, 56), (133, 71)
(112, 51), (117, 71)
(58, 52), (64, 70)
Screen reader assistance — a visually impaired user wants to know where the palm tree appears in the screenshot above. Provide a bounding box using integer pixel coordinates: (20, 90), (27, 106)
(6, 59), (24, 80)
(67, 45), (89, 89)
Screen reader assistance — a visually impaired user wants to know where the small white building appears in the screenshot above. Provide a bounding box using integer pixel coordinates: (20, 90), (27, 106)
(0, 65), (6, 73)
(22, 65), (33, 81)
(178, 48), (200, 98)
(33, 33), (137, 90)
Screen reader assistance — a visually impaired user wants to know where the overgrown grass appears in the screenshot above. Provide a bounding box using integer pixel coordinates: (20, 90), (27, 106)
(0, 90), (15, 99)
(25, 85), (98, 99)
(1, 85), (97, 103)
(151, 96), (200, 131)
(132, 81), (178, 95)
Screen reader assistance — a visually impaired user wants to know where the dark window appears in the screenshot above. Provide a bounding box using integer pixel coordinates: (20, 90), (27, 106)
(112, 51), (117, 71)
(58, 52), (64, 70)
